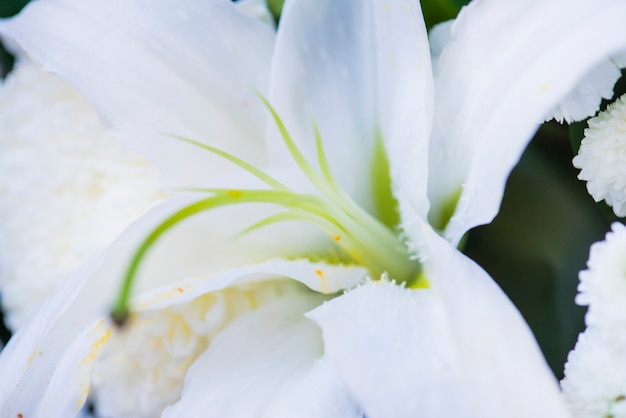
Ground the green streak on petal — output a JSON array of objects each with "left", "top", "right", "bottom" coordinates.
[
  {"left": 371, "top": 131, "right": 399, "bottom": 229},
  {"left": 407, "top": 270, "right": 430, "bottom": 289},
  {"left": 431, "top": 187, "right": 462, "bottom": 232}
]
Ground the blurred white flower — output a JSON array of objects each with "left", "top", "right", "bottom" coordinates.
[
  {"left": 0, "top": 58, "right": 163, "bottom": 330},
  {"left": 562, "top": 222, "right": 626, "bottom": 418},
  {"left": 0, "top": 0, "right": 626, "bottom": 417}
]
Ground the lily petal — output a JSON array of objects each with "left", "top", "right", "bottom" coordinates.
[
  {"left": 235, "top": 0, "right": 275, "bottom": 27},
  {"left": 162, "top": 294, "right": 333, "bottom": 417},
  {"left": 545, "top": 57, "right": 621, "bottom": 123},
  {"left": 426, "top": 0, "right": 626, "bottom": 244},
  {"left": 308, "top": 222, "right": 569, "bottom": 417},
  {"left": 262, "top": 358, "right": 363, "bottom": 418},
  {"left": 267, "top": 0, "right": 433, "bottom": 219},
  {"left": 0, "top": 0, "right": 275, "bottom": 186}
]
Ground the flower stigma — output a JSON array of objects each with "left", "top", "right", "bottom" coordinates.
[{"left": 110, "top": 97, "right": 422, "bottom": 325}]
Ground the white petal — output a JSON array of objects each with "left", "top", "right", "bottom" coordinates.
[
  {"left": 267, "top": 0, "right": 433, "bottom": 219},
  {"left": 426, "top": 0, "right": 626, "bottom": 244},
  {"left": 162, "top": 294, "right": 325, "bottom": 417},
  {"left": 429, "top": 19, "right": 454, "bottom": 76},
  {"left": 308, "top": 223, "right": 569, "bottom": 418},
  {"left": 0, "top": 256, "right": 105, "bottom": 418},
  {"left": 545, "top": 58, "right": 621, "bottom": 123},
  {"left": 0, "top": 193, "right": 366, "bottom": 415},
  {"left": 262, "top": 358, "right": 363, "bottom": 418},
  {"left": 0, "top": 0, "right": 275, "bottom": 186}
]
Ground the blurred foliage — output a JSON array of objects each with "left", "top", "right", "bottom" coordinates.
[
  {"left": 0, "top": 0, "right": 29, "bottom": 18},
  {"left": 422, "top": 0, "right": 470, "bottom": 29},
  {"left": 465, "top": 122, "right": 611, "bottom": 379},
  {"left": 267, "top": 0, "right": 284, "bottom": 21}
]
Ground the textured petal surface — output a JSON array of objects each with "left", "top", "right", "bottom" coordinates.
[
  {"left": 267, "top": 0, "right": 433, "bottom": 219},
  {"left": 0, "top": 0, "right": 275, "bottom": 186},
  {"left": 0, "top": 58, "right": 162, "bottom": 330},
  {"left": 426, "top": 0, "right": 626, "bottom": 244},
  {"left": 309, "top": 221, "right": 569, "bottom": 418}
]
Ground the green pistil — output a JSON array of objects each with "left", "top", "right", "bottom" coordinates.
[
  {"left": 371, "top": 130, "right": 399, "bottom": 229},
  {"left": 111, "top": 97, "right": 420, "bottom": 325}
]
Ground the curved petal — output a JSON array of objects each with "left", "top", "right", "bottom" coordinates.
[
  {"left": 308, "top": 223, "right": 569, "bottom": 417},
  {"left": 426, "top": 0, "right": 626, "bottom": 244},
  {"left": 0, "top": 0, "right": 275, "bottom": 186},
  {"left": 428, "top": 19, "right": 454, "bottom": 76},
  {"left": 262, "top": 358, "right": 363, "bottom": 418},
  {"left": 162, "top": 295, "right": 341, "bottom": 417},
  {"left": 545, "top": 57, "right": 621, "bottom": 123},
  {"left": 267, "top": 0, "right": 433, "bottom": 219},
  {"left": 0, "top": 191, "right": 367, "bottom": 415}
]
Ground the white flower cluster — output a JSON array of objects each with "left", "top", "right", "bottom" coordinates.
[
  {"left": 0, "top": 60, "right": 163, "bottom": 330},
  {"left": 562, "top": 222, "right": 626, "bottom": 418},
  {"left": 573, "top": 94, "right": 626, "bottom": 217}
]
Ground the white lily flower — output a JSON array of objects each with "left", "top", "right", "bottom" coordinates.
[{"left": 1, "top": 0, "right": 626, "bottom": 417}]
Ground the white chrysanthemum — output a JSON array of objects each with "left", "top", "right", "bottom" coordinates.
[
  {"left": 573, "top": 94, "right": 626, "bottom": 217},
  {"left": 0, "top": 59, "right": 163, "bottom": 330},
  {"left": 576, "top": 222, "right": 626, "bottom": 329},
  {"left": 562, "top": 329, "right": 626, "bottom": 418},
  {"left": 562, "top": 223, "right": 626, "bottom": 418},
  {"left": 92, "top": 280, "right": 311, "bottom": 418}
]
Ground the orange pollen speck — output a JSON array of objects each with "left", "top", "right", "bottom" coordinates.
[
  {"left": 176, "top": 287, "right": 184, "bottom": 293},
  {"left": 332, "top": 235, "right": 341, "bottom": 242},
  {"left": 315, "top": 269, "right": 324, "bottom": 277}
]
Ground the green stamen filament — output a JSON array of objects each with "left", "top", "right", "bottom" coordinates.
[{"left": 111, "top": 97, "right": 420, "bottom": 325}]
